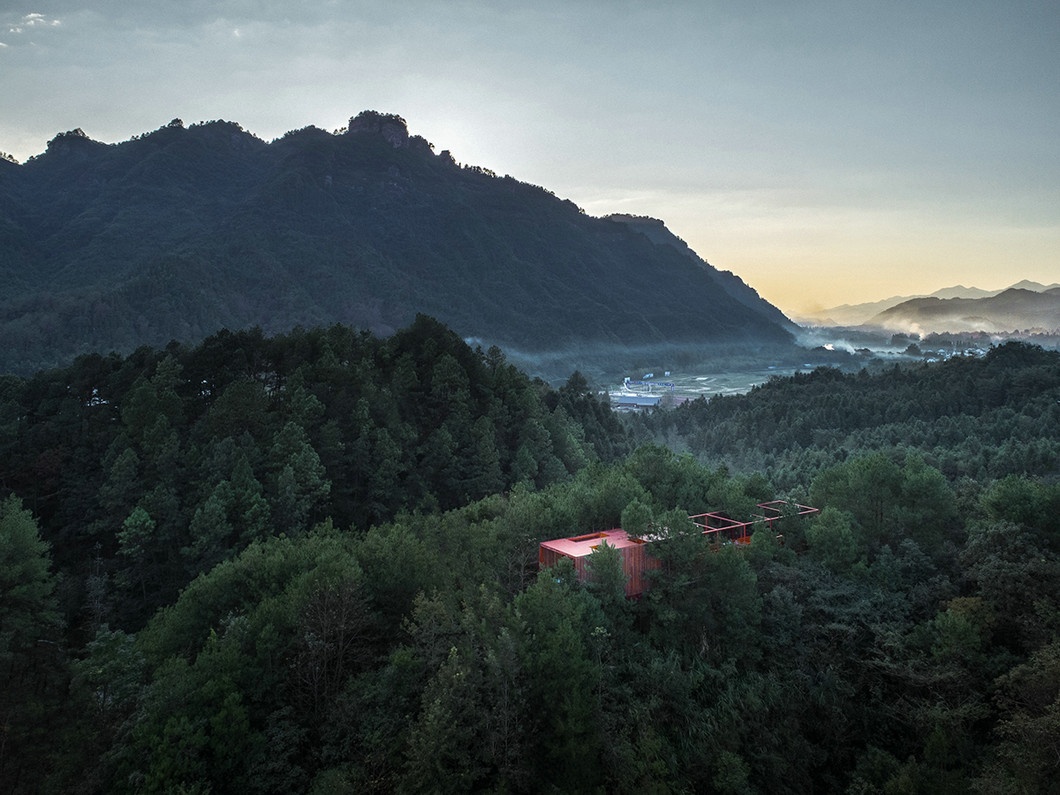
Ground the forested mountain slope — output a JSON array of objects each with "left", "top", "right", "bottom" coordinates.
[
  {"left": 606, "top": 213, "right": 798, "bottom": 333},
  {"left": 0, "top": 112, "right": 793, "bottom": 374}
]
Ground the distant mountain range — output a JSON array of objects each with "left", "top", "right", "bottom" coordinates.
[
  {"left": 801, "top": 281, "right": 1060, "bottom": 330},
  {"left": 0, "top": 111, "right": 793, "bottom": 374},
  {"left": 867, "top": 287, "right": 1060, "bottom": 335}
]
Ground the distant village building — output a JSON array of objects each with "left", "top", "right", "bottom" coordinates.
[{"left": 609, "top": 393, "right": 662, "bottom": 411}]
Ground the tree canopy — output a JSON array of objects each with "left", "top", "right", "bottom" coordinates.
[{"left": 1, "top": 329, "right": 1058, "bottom": 792}]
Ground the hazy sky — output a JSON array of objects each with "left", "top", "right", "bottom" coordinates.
[{"left": 2, "top": 1, "right": 1057, "bottom": 315}]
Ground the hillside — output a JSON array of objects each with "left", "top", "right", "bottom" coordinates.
[
  {"left": 0, "top": 112, "right": 794, "bottom": 374},
  {"left": 867, "top": 287, "right": 1060, "bottom": 334},
  {"left": 634, "top": 340, "right": 1060, "bottom": 487}
]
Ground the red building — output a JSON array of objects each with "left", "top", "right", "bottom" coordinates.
[
  {"left": 538, "top": 529, "right": 659, "bottom": 597},
  {"left": 539, "top": 501, "right": 818, "bottom": 597}
]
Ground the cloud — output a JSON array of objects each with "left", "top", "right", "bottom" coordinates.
[
  {"left": 21, "top": 13, "right": 61, "bottom": 28},
  {"left": 6, "top": 12, "right": 61, "bottom": 35}
]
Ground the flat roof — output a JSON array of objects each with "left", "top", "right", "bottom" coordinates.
[
  {"left": 539, "top": 529, "right": 648, "bottom": 559},
  {"left": 610, "top": 394, "right": 661, "bottom": 406}
]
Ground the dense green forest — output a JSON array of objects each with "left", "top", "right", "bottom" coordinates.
[
  {"left": 633, "top": 342, "right": 1060, "bottom": 489},
  {"left": 1, "top": 325, "right": 1058, "bottom": 793}
]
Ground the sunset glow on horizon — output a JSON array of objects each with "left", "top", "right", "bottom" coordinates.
[{"left": 2, "top": 1, "right": 1056, "bottom": 317}]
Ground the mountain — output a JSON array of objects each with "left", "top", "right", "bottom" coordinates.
[
  {"left": 928, "top": 285, "right": 998, "bottom": 300},
  {"left": 0, "top": 112, "right": 793, "bottom": 374},
  {"left": 797, "top": 296, "right": 917, "bottom": 327},
  {"left": 1008, "top": 279, "right": 1060, "bottom": 293},
  {"left": 866, "top": 288, "right": 1060, "bottom": 334},
  {"left": 802, "top": 282, "right": 1060, "bottom": 326}
]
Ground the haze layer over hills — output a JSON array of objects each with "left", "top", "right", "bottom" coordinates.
[{"left": 0, "top": 111, "right": 795, "bottom": 375}]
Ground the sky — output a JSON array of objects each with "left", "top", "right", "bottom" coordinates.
[{"left": 1, "top": 1, "right": 1057, "bottom": 316}]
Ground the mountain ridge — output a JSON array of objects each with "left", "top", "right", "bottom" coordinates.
[
  {"left": 0, "top": 111, "right": 794, "bottom": 374},
  {"left": 605, "top": 213, "right": 799, "bottom": 333}
]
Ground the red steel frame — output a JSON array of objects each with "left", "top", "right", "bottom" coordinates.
[{"left": 689, "top": 500, "right": 820, "bottom": 545}]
